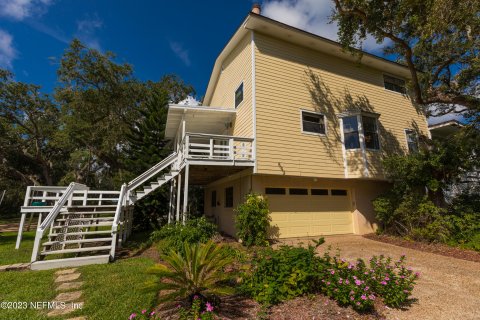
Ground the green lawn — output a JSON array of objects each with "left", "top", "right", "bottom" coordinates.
[
  {"left": 0, "top": 231, "right": 35, "bottom": 265},
  {"left": 0, "top": 230, "right": 158, "bottom": 320}
]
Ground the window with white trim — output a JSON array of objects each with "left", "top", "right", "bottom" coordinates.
[
  {"left": 342, "top": 116, "right": 360, "bottom": 149},
  {"left": 235, "top": 83, "right": 243, "bottom": 108},
  {"left": 362, "top": 116, "right": 380, "bottom": 150},
  {"left": 405, "top": 129, "right": 418, "bottom": 153},
  {"left": 301, "top": 111, "right": 326, "bottom": 134},
  {"left": 383, "top": 75, "right": 406, "bottom": 94},
  {"left": 341, "top": 114, "right": 380, "bottom": 150}
]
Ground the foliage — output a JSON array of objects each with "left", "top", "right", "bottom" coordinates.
[
  {"left": 240, "top": 239, "right": 325, "bottom": 306},
  {"left": 332, "top": 0, "right": 480, "bottom": 120},
  {"left": 320, "top": 253, "right": 419, "bottom": 310},
  {"left": 150, "top": 217, "right": 218, "bottom": 253},
  {"left": 234, "top": 193, "right": 271, "bottom": 247},
  {"left": 128, "top": 309, "right": 159, "bottom": 319},
  {"left": 179, "top": 295, "right": 216, "bottom": 320},
  {"left": 145, "top": 241, "right": 234, "bottom": 303}
]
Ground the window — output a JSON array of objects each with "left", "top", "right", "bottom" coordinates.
[
  {"left": 225, "top": 187, "right": 233, "bottom": 208},
  {"left": 405, "top": 129, "right": 418, "bottom": 153},
  {"left": 331, "top": 189, "right": 348, "bottom": 196},
  {"left": 235, "top": 82, "right": 243, "bottom": 108},
  {"left": 265, "top": 187, "right": 286, "bottom": 195},
  {"left": 342, "top": 116, "right": 360, "bottom": 149},
  {"left": 362, "top": 116, "right": 380, "bottom": 150},
  {"left": 311, "top": 189, "right": 329, "bottom": 195},
  {"left": 301, "top": 111, "right": 326, "bottom": 134},
  {"left": 383, "top": 75, "right": 406, "bottom": 94},
  {"left": 289, "top": 188, "right": 308, "bottom": 195},
  {"left": 211, "top": 190, "right": 217, "bottom": 207}
]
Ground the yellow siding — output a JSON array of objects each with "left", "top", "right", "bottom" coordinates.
[
  {"left": 254, "top": 32, "right": 428, "bottom": 179},
  {"left": 209, "top": 34, "right": 253, "bottom": 138}
]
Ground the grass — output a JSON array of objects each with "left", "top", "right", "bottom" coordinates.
[
  {"left": 0, "top": 231, "right": 35, "bottom": 265},
  {"left": 0, "top": 269, "right": 59, "bottom": 320}
]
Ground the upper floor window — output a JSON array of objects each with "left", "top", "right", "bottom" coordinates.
[
  {"left": 235, "top": 82, "right": 243, "bottom": 108},
  {"left": 301, "top": 111, "right": 326, "bottom": 135},
  {"left": 362, "top": 116, "right": 380, "bottom": 150},
  {"left": 342, "top": 116, "right": 360, "bottom": 149},
  {"left": 383, "top": 75, "right": 406, "bottom": 94},
  {"left": 405, "top": 129, "right": 418, "bottom": 153},
  {"left": 341, "top": 114, "right": 380, "bottom": 150},
  {"left": 225, "top": 187, "right": 234, "bottom": 208}
]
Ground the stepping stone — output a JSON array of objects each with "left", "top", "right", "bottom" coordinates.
[
  {"left": 54, "top": 290, "right": 82, "bottom": 302},
  {"left": 0, "top": 263, "right": 30, "bottom": 272},
  {"left": 66, "top": 317, "right": 87, "bottom": 320},
  {"left": 55, "top": 268, "right": 78, "bottom": 276},
  {"left": 55, "top": 273, "right": 81, "bottom": 283},
  {"left": 56, "top": 281, "right": 84, "bottom": 291},
  {"left": 47, "top": 301, "right": 84, "bottom": 317}
]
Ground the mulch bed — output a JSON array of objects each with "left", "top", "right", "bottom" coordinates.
[{"left": 364, "top": 233, "right": 480, "bottom": 263}]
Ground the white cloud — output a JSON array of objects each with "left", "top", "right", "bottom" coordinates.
[
  {"left": 262, "top": 0, "right": 388, "bottom": 53},
  {"left": 75, "top": 14, "right": 103, "bottom": 50},
  {"left": 0, "top": 29, "right": 17, "bottom": 68},
  {"left": 428, "top": 105, "right": 467, "bottom": 125},
  {"left": 0, "top": 0, "right": 53, "bottom": 20},
  {"left": 169, "top": 41, "right": 191, "bottom": 66}
]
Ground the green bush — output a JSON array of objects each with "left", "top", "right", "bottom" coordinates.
[
  {"left": 240, "top": 239, "right": 325, "bottom": 306},
  {"left": 150, "top": 217, "right": 218, "bottom": 253},
  {"left": 234, "top": 193, "right": 271, "bottom": 247}
]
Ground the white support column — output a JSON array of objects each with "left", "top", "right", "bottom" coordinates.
[
  {"left": 15, "top": 213, "right": 26, "bottom": 249},
  {"left": 182, "top": 163, "right": 190, "bottom": 225},
  {"left": 176, "top": 172, "right": 182, "bottom": 222},
  {"left": 168, "top": 179, "right": 174, "bottom": 224}
]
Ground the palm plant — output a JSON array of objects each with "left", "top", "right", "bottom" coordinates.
[{"left": 145, "top": 240, "right": 235, "bottom": 303}]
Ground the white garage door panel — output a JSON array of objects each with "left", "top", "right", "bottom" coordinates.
[{"left": 268, "top": 194, "right": 353, "bottom": 238}]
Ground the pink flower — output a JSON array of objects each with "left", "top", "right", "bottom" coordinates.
[
  {"left": 330, "top": 270, "right": 335, "bottom": 275},
  {"left": 380, "top": 281, "right": 387, "bottom": 285},
  {"left": 364, "top": 272, "right": 369, "bottom": 275},
  {"left": 142, "top": 309, "right": 147, "bottom": 314},
  {"left": 369, "top": 294, "right": 376, "bottom": 300},
  {"left": 364, "top": 286, "right": 369, "bottom": 291},
  {"left": 150, "top": 311, "right": 156, "bottom": 316},
  {"left": 193, "top": 295, "right": 199, "bottom": 300},
  {"left": 415, "top": 272, "right": 421, "bottom": 278},
  {"left": 356, "top": 302, "right": 361, "bottom": 306},
  {"left": 350, "top": 296, "right": 354, "bottom": 301},
  {"left": 326, "top": 281, "right": 331, "bottom": 285},
  {"left": 355, "top": 280, "right": 362, "bottom": 286},
  {"left": 206, "top": 302, "right": 214, "bottom": 312},
  {"left": 361, "top": 295, "right": 367, "bottom": 300},
  {"left": 338, "top": 279, "right": 343, "bottom": 284},
  {"left": 129, "top": 313, "right": 136, "bottom": 320},
  {"left": 385, "top": 276, "right": 390, "bottom": 281},
  {"left": 345, "top": 279, "right": 350, "bottom": 284}
]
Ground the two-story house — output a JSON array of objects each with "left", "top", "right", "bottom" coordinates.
[{"left": 163, "top": 7, "right": 429, "bottom": 239}]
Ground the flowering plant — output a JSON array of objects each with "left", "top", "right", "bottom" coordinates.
[
  {"left": 178, "top": 295, "right": 216, "bottom": 320},
  {"left": 128, "top": 308, "right": 159, "bottom": 319}
]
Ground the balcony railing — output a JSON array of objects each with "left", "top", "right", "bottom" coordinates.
[{"left": 178, "top": 132, "right": 254, "bottom": 164}]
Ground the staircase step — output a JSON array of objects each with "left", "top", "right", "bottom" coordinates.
[
  {"left": 31, "top": 255, "right": 110, "bottom": 270},
  {"left": 42, "top": 237, "right": 113, "bottom": 246},
  {"left": 41, "top": 245, "right": 111, "bottom": 256},
  {"left": 49, "top": 230, "right": 112, "bottom": 237},
  {"left": 51, "top": 222, "right": 112, "bottom": 230},
  {"left": 56, "top": 217, "right": 114, "bottom": 222},
  {"left": 59, "top": 211, "right": 115, "bottom": 215},
  {"left": 68, "top": 205, "right": 117, "bottom": 209}
]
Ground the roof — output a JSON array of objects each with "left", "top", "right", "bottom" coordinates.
[
  {"left": 165, "top": 105, "right": 236, "bottom": 139},
  {"left": 428, "top": 120, "right": 463, "bottom": 138},
  {"left": 204, "top": 12, "right": 412, "bottom": 105}
]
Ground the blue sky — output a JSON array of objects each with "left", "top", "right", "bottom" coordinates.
[{"left": 0, "top": 0, "right": 256, "bottom": 97}]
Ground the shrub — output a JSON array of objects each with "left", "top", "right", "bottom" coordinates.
[
  {"left": 179, "top": 295, "right": 216, "bottom": 320},
  {"left": 234, "top": 193, "right": 271, "bottom": 247},
  {"left": 150, "top": 217, "right": 218, "bottom": 253},
  {"left": 320, "top": 253, "right": 419, "bottom": 310},
  {"left": 240, "top": 239, "right": 325, "bottom": 305},
  {"left": 145, "top": 241, "right": 234, "bottom": 303},
  {"left": 128, "top": 309, "right": 159, "bottom": 319}
]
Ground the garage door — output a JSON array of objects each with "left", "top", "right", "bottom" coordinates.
[{"left": 268, "top": 188, "right": 353, "bottom": 238}]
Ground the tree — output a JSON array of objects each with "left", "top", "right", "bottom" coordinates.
[{"left": 331, "top": 0, "right": 480, "bottom": 119}]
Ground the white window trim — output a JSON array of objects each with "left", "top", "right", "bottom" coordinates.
[
  {"left": 383, "top": 73, "right": 407, "bottom": 95},
  {"left": 404, "top": 128, "right": 419, "bottom": 153},
  {"left": 300, "top": 109, "right": 327, "bottom": 136},
  {"left": 234, "top": 81, "right": 244, "bottom": 109},
  {"left": 340, "top": 114, "right": 362, "bottom": 151}
]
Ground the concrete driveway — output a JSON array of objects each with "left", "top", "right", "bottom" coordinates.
[{"left": 279, "top": 235, "right": 480, "bottom": 320}]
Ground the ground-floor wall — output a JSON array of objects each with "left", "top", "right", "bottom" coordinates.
[{"left": 204, "top": 172, "right": 390, "bottom": 238}]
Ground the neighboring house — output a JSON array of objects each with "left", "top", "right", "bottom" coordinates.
[{"left": 18, "top": 6, "right": 429, "bottom": 269}]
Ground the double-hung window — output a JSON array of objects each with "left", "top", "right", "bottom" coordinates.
[
  {"left": 383, "top": 75, "right": 406, "bottom": 94},
  {"left": 301, "top": 111, "right": 326, "bottom": 135},
  {"left": 405, "top": 129, "right": 418, "bottom": 153},
  {"left": 341, "top": 114, "right": 380, "bottom": 151}
]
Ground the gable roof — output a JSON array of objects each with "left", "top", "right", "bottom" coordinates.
[{"left": 204, "top": 12, "right": 411, "bottom": 105}]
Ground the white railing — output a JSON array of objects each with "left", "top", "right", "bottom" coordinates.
[
  {"left": 127, "top": 152, "right": 178, "bottom": 191},
  {"left": 30, "top": 182, "right": 89, "bottom": 262},
  {"left": 110, "top": 183, "right": 127, "bottom": 260},
  {"left": 181, "top": 133, "right": 254, "bottom": 162}
]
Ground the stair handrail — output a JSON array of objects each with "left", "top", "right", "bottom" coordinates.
[
  {"left": 110, "top": 183, "right": 127, "bottom": 260},
  {"left": 31, "top": 182, "right": 88, "bottom": 263},
  {"left": 126, "top": 152, "right": 178, "bottom": 192}
]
